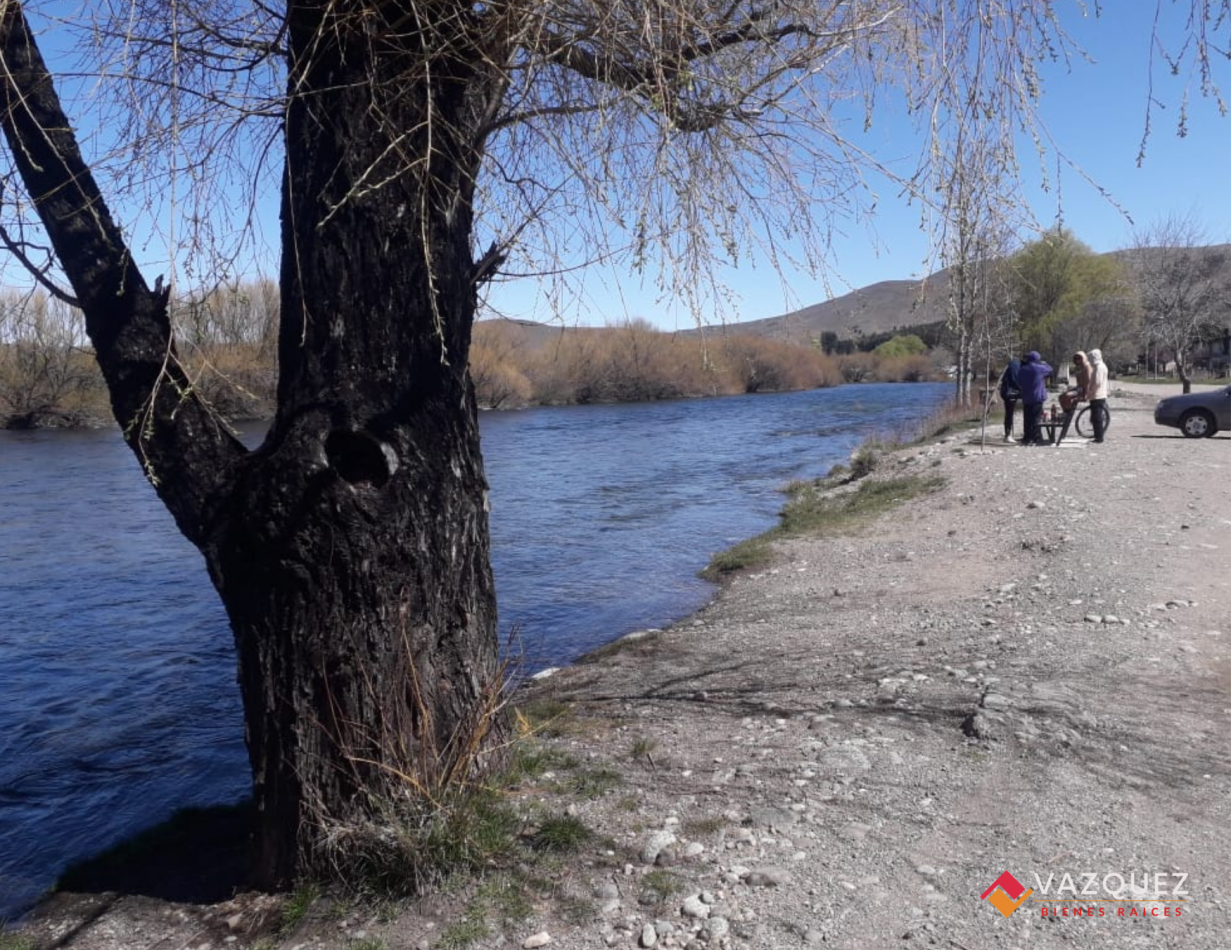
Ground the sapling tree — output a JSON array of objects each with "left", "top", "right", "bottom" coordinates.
[{"left": 1, "top": 0, "right": 1225, "bottom": 888}]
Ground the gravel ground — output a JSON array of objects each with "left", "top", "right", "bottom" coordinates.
[{"left": 14, "top": 380, "right": 1231, "bottom": 950}]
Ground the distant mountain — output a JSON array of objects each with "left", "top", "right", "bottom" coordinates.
[
  {"left": 686, "top": 274, "right": 952, "bottom": 344},
  {"left": 685, "top": 244, "right": 1231, "bottom": 344}
]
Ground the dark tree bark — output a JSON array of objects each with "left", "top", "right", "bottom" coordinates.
[{"left": 1, "top": 0, "right": 508, "bottom": 889}]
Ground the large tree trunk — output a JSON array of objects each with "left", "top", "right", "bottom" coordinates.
[
  {"left": 3, "top": 0, "right": 509, "bottom": 890},
  {"left": 213, "top": 3, "right": 509, "bottom": 888}
]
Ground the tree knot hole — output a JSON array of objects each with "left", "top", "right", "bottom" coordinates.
[{"left": 324, "top": 429, "right": 398, "bottom": 488}]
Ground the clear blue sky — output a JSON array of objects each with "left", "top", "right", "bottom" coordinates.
[{"left": 7, "top": 3, "right": 1229, "bottom": 331}]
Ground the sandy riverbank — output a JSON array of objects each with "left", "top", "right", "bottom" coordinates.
[{"left": 12, "top": 380, "right": 1230, "bottom": 950}]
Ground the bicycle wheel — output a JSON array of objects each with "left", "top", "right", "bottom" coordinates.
[{"left": 1074, "top": 404, "right": 1110, "bottom": 438}]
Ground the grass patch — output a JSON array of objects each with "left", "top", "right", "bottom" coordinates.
[
  {"left": 681, "top": 815, "right": 726, "bottom": 838},
  {"left": 567, "top": 766, "right": 623, "bottom": 798},
  {"left": 475, "top": 873, "right": 535, "bottom": 924},
  {"left": 509, "top": 745, "right": 578, "bottom": 783},
  {"left": 575, "top": 630, "right": 658, "bottom": 664},
  {"left": 280, "top": 882, "right": 321, "bottom": 932},
  {"left": 529, "top": 814, "right": 592, "bottom": 852},
  {"left": 437, "top": 906, "right": 489, "bottom": 949},
  {"left": 559, "top": 895, "right": 597, "bottom": 925},
  {"left": 0, "top": 933, "right": 36, "bottom": 950},
  {"left": 330, "top": 786, "right": 521, "bottom": 898},
  {"left": 640, "top": 869, "right": 685, "bottom": 906},
  {"left": 630, "top": 736, "right": 657, "bottom": 761},
  {"left": 514, "top": 698, "right": 572, "bottom": 734},
  {"left": 703, "top": 474, "right": 946, "bottom": 579}
]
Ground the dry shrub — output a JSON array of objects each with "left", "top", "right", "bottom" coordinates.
[
  {"left": 177, "top": 342, "right": 277, "bottom": 420},
  {"left": 837, "top": 353, "right": 877, "bottom": 383},
  {"left": 710, "top": 334, "right": 838, "bottom": 393},
  {"left": 0, "top": 291, "right": 109, "bottom": 427},
  {"left": 470, "top": 340, "right": 533, "bottom": 408},
  {"left": 875, "top": 354, "right": 936, "bottom": 382}
]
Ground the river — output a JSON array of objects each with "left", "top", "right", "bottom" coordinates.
[{"left": 0, "top": 382, "right": 950, "bottom": 914}]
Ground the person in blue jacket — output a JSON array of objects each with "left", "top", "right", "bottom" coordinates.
[
  {"left": 1017, "top": 351, "right": 1054, "bottom": 445},
  {"left": 997, "top": 358, "right": 1022, "bottom": 442}
]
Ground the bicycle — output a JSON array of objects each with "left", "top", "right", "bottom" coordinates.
[{"left": 1073, "top": 402, "right": 1110, "bottom": 439}]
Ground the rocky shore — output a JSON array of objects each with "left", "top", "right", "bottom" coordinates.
[{"left": 12, "top": 381, "right": 1230, "bottom": 950}]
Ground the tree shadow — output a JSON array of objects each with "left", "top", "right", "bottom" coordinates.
[{"left": 53, "top": 801, "right": 252, "bottom": 905}]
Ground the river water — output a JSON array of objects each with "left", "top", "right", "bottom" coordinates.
[{"left": 0, "top": 382, "right": 949, "bottom": 914}]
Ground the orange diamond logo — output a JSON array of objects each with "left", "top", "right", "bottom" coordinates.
[{"left": 980, "top": 871, "right": 1034, "bottom": 917}]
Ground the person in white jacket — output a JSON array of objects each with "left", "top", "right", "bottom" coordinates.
[{"left": 1087, "top": 349, "right": 1110, "bottom": 443}]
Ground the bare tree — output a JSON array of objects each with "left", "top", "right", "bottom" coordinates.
[
  {"left": 1, "top": 0, "right": 1226, "bottom": 889},
  {"left": 935, "top": 132, "right": 1024, "bottom": 406},
  {"left": 1128, "top": 215, "right": 1229, "bottom": 392},
  {"left": 0, "top": 289, "right": 100, "bottom": 426}
]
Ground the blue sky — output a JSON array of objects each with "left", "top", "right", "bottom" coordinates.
[
  {"left": 484, "top": 4, "right": 1231, "bottom": 331},
  {"left": 6, "top": 3, "right": 1229, "bottom": 332}
]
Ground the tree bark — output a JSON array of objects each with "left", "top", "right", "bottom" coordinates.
[{"left": 2, "top": 0, "right": 509, "bottom": 889}]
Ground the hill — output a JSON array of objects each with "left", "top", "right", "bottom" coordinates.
[
  {"left": 683, "top": 244, "right": 1231, "bottom": 344},
  {"left": 689, "top": 273, "right": 953, "bottom": 344}
]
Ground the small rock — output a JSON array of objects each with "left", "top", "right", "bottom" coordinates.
[
  {"left": 641, "top": 831, "right": 677, "bottom": 865},
  {"left": 640, "top": 923, "right": 658, "bottom": 948},
  {"left": 682, "top": 894, "right": 711, "bottom": 919},
  {"left": 744, "top": 866, "right": 792, "bottom": 887},
  {"left": 1085, "top": 614, "right": 1103, "bottom": 624},
  {"left": 523, "top": 933, "right": 552, "bottom": 949}
]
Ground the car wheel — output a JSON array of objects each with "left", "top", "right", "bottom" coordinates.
[{"left": 1180, "top": 409, "right": 1216, "bottom": 438}]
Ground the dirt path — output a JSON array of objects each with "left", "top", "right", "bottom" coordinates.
[{"left": 15, "top": 381, "right": 1231, "bottom": 950}]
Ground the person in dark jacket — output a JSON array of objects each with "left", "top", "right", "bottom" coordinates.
[
  {"left": 997, "top": 358, "right": 1022, "bottom": 442},
  {"left": 1018, "top": 350, "right": 1054, "bottom": 445}
]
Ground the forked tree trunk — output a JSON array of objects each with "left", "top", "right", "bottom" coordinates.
[{"left": 2, "top": 1, "right": 508, "bottom": 890}]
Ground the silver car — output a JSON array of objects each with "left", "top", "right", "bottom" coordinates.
[{"left": 1153, "top": 384, "right": 1231, "bottom": 437}]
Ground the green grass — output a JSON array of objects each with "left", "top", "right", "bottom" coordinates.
[
  {"left": 0, "top": 932, "right": 36, "bottom": 950},
  {"left": 437, "top": 906, "right": 490, "bottom": 949},
  {"left": 509, "top": 745, "right": 578, "bottom": 783},
  {"left": 566, "top": 766, "right": 622, "bottom": 798},
  {"left": 475, "top": 873, "right": 535, "bottom": 924},
  {"left": 280, "top": 882, "right": 321, "bottom": 932},
  {"left": 336, "top": 785, "right": 522, "bottom": 898},
  {"left": 529, "top": 814, "right": 592, "bottom": 852},
  {"left": 515, "top": 698, "right": 572, "bottom": 735},
  {"left": 640, "top": 869, "right": 685, "bottom": 906},
  {"left": 703, "top": 473, "right": 946, "bottom": 579}
]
